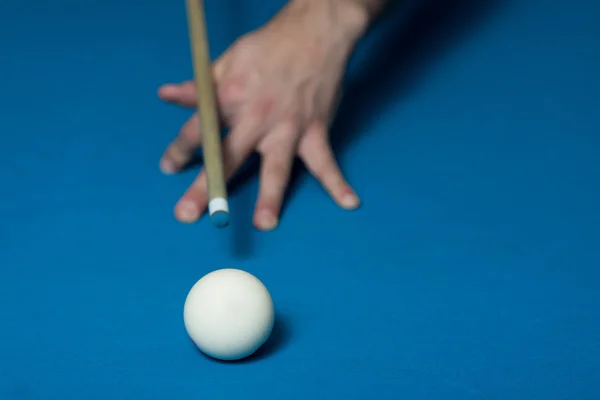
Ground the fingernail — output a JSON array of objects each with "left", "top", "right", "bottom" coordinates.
[
  {"left": 177, "top": 200, "right": 199, "bottom": 222},
  {"left": 256, "top": 209, "right": 278, "bottom": 231},
  {"left": 160, "top": 158, "right": 177, "bottom": 174},
  {"left": 340, "top": 190, "right": 360, "bottom": 209}
]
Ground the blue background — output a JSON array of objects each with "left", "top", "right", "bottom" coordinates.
[{"left": 1, "top": 0, "right": 599, "bottom": 399}]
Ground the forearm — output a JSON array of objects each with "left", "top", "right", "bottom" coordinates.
[{"left": 344, "top": 0, "right": 393, "bottom": 20}]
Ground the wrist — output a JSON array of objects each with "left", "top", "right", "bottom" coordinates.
[{"left": 287, "top": 0, "right": 371, "bottom": 45}]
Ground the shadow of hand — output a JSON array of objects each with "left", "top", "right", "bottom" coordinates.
[{"left": 331, "top": 0, "right": 506, "bottom": 151}]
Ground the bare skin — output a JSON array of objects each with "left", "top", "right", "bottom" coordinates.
[{"left": 158, "top": 0, "right": 387, "bottom": 230}]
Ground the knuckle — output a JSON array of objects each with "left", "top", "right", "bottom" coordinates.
[
  {"left": 217, "top": 76, "right": 247, "bottom": 105},
  {"left": 307, "top": 120, "right": 327, "bottom": 137},
  {"left": 179, "top": 126, "right": 201, "bottom": 146},
  {"left": 256, "top": 137, "right": 276, "bottom": 155},
  {"left": 255, "top": 97, "right": 276, "bottom": 122},
  {"left": 312, "top": 162, "right": 330, "bottom": 180},
  {"left": 269, "top": 160, "right": 288, "bottom": 177},
  {"left": 281, "top": 111, "right": 300, "bottom": 130}
]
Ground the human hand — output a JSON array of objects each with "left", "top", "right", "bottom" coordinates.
[{"left": 158, "top": 0, "right": 369, "bottom": 230}]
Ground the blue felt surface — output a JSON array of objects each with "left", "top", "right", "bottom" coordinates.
[{"left": 1, "top": 0, "right": 599, "bottom": 399}]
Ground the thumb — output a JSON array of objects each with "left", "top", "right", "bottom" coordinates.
[
  {"left": 158, "top": 56, "right": 225, "bottom": 108},
  {"left": 158, "top": 81, "right": 197, "bottom": 108}
]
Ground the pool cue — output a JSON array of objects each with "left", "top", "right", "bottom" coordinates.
[{"left": 185, "top": 0, "right": 229, "bottom": 228}]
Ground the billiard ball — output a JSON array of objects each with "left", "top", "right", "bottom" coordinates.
[{"left": 183, "top": 268, "right": 275, "bottom": 361}]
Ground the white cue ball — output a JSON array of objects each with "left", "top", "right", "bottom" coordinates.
[{"left": 183, "top": 268, "right": 275, "bottom": 361}]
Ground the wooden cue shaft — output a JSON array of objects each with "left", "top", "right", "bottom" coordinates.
[{"left": 185, "top": 0, "right": 227, "bottom": 207}]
